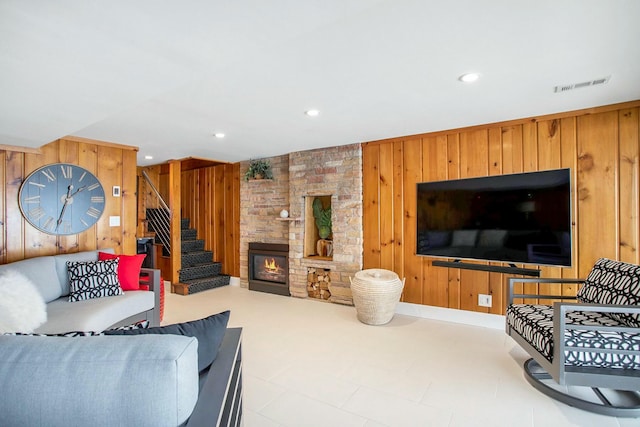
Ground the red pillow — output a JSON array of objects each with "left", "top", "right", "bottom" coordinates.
[{"left": 98, "top": 252, "right": 146, "bottom": 291}]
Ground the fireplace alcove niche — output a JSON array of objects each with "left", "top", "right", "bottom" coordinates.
[{"left": 248, "top": 243, "right": 290, "bottom": 296}]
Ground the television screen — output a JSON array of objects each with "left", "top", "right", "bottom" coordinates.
[{"left": 416, "top": 169, "right": 572, "bottom": 267}]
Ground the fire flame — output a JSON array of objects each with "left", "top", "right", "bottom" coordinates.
[{"left": 264, "top": 258, "right": 279, "bottom": 272}]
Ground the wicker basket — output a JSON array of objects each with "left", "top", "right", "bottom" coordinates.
[{"left": 350, "top": 269, "right": 405, "bottom": 325}]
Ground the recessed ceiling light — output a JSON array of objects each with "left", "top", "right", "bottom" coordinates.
[
  {"left": 214, "top": 133, "right": 225, "bottom": 138},
  {"left": 459, "top": 73, "right": 480, "bottom": 83},
  {"left": 305, "top": 109, "right": 320, "bottom": 117},
  {"left": 144, "top": 155, "right": 153, "bottom": 160}
]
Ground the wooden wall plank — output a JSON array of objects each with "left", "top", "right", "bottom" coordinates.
[
  {"left": 96, "top": 145, "right": 123, "bottom": 252},
  {"left": 577, "top": 112, "right": 618, "bottom": 276},
  {"left": 122, "top": 149, "right": 137, "bottom": 254},
  {"left": 402, "top": 138, "right": 423, "bottom": 303},
  {"left": 362, "top": 144, "right": 380, "bottom": 269},
  {"left": 393, "top": 141, "right": 405, "bottom": 281},
  {"left": 446, "top": 134, "right": 461, "bottom": 308},
  {"left": 619, "top": 108, "right": 639, "bottom": 264},
  {"left": 5, "top": 151, "right": 24, "bottom": 262},
  {"left": 379, "top": 143, "right": 395, "bottom": 270},
  {"left": 537, "top": 119, "right": 563, "bottom": 303}
]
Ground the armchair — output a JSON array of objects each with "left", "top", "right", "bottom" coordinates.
[{"left": 505, "top": 258, "right": 640, "bottom": 417}]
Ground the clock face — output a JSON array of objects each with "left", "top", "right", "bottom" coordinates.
[{"left": 18, "top": 163, "right": 106, "bottom": 235}]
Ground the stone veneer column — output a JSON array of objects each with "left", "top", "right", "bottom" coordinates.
[
  {"left": 239, "top": 154, "right": 290, "bottom": 287},
  {"left": 288, "top": 144, "right": 363, "bottom": 305}
]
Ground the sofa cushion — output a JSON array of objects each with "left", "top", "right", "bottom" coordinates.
[
  {"left": 104, "top": 310, "right": 230, "bottom": 372},
  {"left": 577, "top": 258, "right": 640, "bottom": 327},
  {"left": 67, "top": 259, "right": 123, "bottom": 302},
  {"left": 98, "top": 252, "right": 146, "bottom": 290},
  {"left": 451, "top": 229, "right": 478, "bottom": 247},
  {"left": 0, "top": 256, "right": 59, "bottom": 303},
  {"left": 54, "top": 249, "right": 114, "bottom": 297},
  {"left": 36, "top": 290, "right": 154, "bottom": 334},
  {"left": 0, "top": 334, "right": 199, "bottom": 427},
  {"left": 477, "top": 229, "right": 508, "bottom": 247}
]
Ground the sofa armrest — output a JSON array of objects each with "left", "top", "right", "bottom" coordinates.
[
  {"left": 139, "top": 267, "right": 161, "bottom": 326},
  {"left": 507, "top": 277, "right": 584, "bottom": 306},
  {"left": 187, "top": 328, "right": 243, "bottom": 427}
]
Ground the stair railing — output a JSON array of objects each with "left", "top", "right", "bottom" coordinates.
[{"left": 141, "top": 170, "right": 172, "bottom": 254}]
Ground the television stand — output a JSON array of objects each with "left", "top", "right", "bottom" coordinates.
[{"left": 432, "top": 260, "right": 541, "bottom": 277}]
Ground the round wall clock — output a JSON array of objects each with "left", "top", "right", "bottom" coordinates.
[{"left": 18, "top": 163, "right": 106, "bottom": 235}]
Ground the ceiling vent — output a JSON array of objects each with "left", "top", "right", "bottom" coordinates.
[{"left": 554, "top": 76, "right": 610, "bottom": 93}]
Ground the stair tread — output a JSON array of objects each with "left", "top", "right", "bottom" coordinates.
[{"left": 182, "top": 275, "right": 230, "bottom": 285}]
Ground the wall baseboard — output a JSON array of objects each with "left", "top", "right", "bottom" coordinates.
[{"left": 395, "top": 301, "right": 505, "bottom": 330}]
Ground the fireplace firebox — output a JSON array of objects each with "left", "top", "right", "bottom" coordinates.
[{"left": 248, "top": 242, "right": 290, "bottom": 296}]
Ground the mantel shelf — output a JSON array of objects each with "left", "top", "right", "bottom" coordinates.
[{"left": 276, "top": 217, "right": 302, "bottom": 221}]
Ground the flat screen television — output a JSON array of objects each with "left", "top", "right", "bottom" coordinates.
[{"left": 416, "top": 168, "right": 572, "bottom": 267}]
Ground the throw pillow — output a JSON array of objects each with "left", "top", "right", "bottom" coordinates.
[
  {"left": 0, "top": 270, "right": 47, "bottom": 333},
  {"left": 67, "top": 259, "right": 123, "bottom": 302},
  {"left": 98, "top": 252, "right": 146, "bottom": 291},
  {"left": 104, "top": 310, "right": 230, "bottom": 372}
]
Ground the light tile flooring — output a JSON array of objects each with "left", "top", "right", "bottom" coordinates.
[{"left": 163, "top": 284, "right": 636, "bottom": 427}]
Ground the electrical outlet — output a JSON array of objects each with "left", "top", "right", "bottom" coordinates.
[{"left": 478, "top": 294, "right": 492, "bottom": 307}]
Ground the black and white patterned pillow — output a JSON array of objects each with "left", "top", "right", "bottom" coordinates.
[
  {"left": 2, "top": 320, "right": 150, "bottom": 337},
  {"left": 67, "top": 259, "right": 123, "bottom": 302},
  {"left": 577, "top": 258, "right": 640, "bottom": 327}
]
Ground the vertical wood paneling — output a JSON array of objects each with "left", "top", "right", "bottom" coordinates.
[
  {"left": 446, "top": 134, "right": 461, "bottom": 308},
  {"left": 362, "top": 102, "right": 640, "bottom": 315},
  {"left": 379, "top": 143, "right": 395, "bottom": 270},
  {"left": 577, "top": 112, "right": 618, "bottom": 276},
  {"left": 402, "top": 138, "right": 423, "bottom": 303},
  {"left": 97, "top": 145, "right": 123, "bottom": 252},
  {"left": 5, "top": 151, "right": 24, "bottom": 262},
  {"left": 537, "top": 119, "right": 563, "bottom": 303},
  {"left": 362, "top": 144, "right": 380, "bottom": 269},
  {"left": 488, "top": 128, "right": 505, "bottom": 314},
  {"left": 393, "top": 141, "right": 405, "bottom": 281},
  {"left": 619, "top": 108, "right": 639, "bottom": 264},
  {"left": 122, "top": 149, "right": 138, "bottom": 255}
]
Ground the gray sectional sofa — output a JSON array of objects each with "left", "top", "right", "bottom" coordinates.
[
  {"left": 0, "top": 248, "right": 160, "bottom": 333},
  {"left": 0, "top": 249, "right": 243, "bottom": 426}
]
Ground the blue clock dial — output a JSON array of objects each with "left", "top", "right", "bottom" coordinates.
[{"left": 19, "top": 163, "right": 106, "bottom": 235}]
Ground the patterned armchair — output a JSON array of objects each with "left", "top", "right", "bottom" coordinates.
[{"left": 505, "top": 258, "right": 640, "bottom": 417}]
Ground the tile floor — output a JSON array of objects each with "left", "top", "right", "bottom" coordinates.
[{"left": 163, "top": 283, "right": 636, "bottom": 427}]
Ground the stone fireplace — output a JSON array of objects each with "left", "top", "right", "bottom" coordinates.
[
  {"left": 248, "top": 242, "right": 290, "bottom": 296},
  {"left": 239, "top": 144, "right": 363, "bottom": 305}
]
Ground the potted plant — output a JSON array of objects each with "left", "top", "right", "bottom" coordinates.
[
  {"left": 313, "top": 198, "right": 332, "bottom": 256},
  {"left": 244, "top": 159, "right": 273, "bottom": 181}
]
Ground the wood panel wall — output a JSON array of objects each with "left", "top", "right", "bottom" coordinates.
[
  {"left": 180, "top": 163, "right": 241, "bottom": 277},
  {"left": 1, "top": 136, "right": 138, "bottom": 264},
  {"left": 363, "top": 101, "right": 640, "bottom": 315}
]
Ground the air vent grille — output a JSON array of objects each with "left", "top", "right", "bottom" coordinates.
[{"left": 554, "top": 76, "right": 610, "bottom": 93}]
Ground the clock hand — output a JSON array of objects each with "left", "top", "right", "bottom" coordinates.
[
  {"left": 70, "top": 185, "right": 86, "bottom": 196},
  {"left": 55, "top": 185, "right": 74, "bottom": 230}
]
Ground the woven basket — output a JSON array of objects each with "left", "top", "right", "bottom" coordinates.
[{"left": 350, "top": 269, "right": 405, "bottom": 325}]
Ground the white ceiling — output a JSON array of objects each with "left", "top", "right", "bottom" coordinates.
[{"left": 1, "top": 1, "right": 639, "bottom": 166}]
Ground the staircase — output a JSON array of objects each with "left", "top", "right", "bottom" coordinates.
[
  {"left": 174, "top": 218, "right": 231, "bottom": 295},
  {"left": 146, "top": 210, "right": 230, "bottom": 295}
]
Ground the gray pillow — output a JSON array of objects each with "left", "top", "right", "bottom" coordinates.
[
  {"left": 104, "top": 310, "right": 230, "bottom": 372},
  {"left": 477, "top": 230, "right": 508, "bottom": 247}
]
